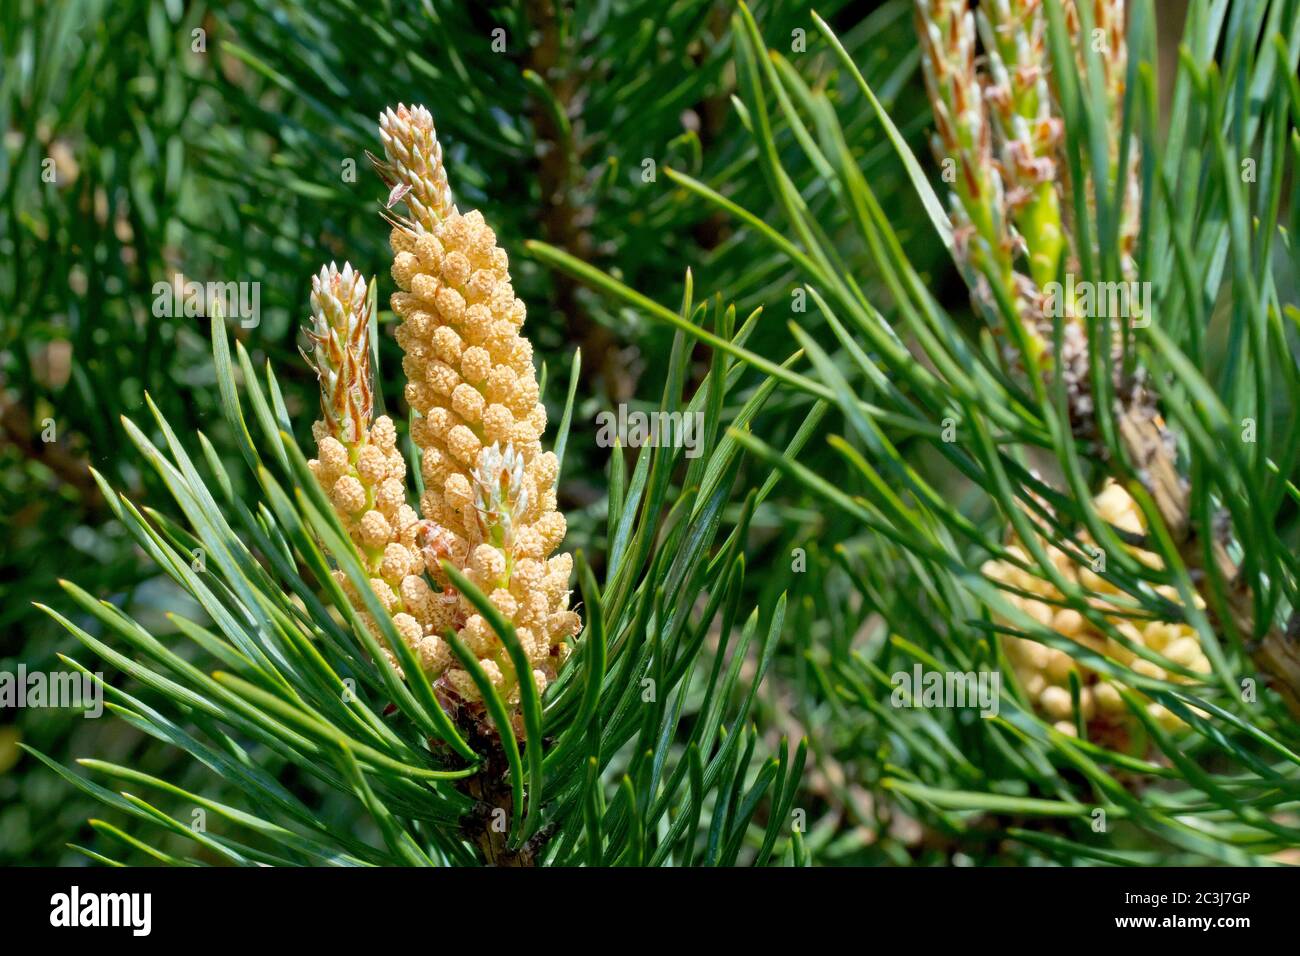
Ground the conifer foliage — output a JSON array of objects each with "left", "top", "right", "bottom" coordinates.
[{"left": 9, "top": 0, "right": 1300, "bottom": 868}]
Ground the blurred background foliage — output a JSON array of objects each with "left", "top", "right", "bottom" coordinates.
[{"left": 1, "top": 0, "right": 932, "bottom": 864}]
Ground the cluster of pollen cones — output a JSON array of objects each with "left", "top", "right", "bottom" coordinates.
[
  {"left": 984, "top": 482, "right": 1211, "bottom": 751},
  {"left": 305, "top": 104, "right": 579, "bottom": 729}
]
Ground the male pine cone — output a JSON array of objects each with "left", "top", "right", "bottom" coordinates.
[
  {"left": 382, "top": 104, "right": 581, "bottom": 709},
  {"left": 985, "top": 481, "right": 1211, "bottom": 754},
  {"left": 304, "top": 263, "right": 449, "bottom": 676}
]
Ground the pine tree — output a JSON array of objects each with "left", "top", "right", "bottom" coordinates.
[
  {"left": 12, "top": 0, "right": 1300, "bottom": 869},
  {"left": 29, "top": 98, "right": 807, "bottom": 867},
  {"left": 5, "top": 0, "right": 904, "bottom": 866},
  {"left": 533, "top": 0, "right": 1300, "bottom": 864}
]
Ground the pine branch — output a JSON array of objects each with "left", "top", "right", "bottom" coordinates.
[{"left": 531, "top": 0, "right": 1300, "bottom": 864}]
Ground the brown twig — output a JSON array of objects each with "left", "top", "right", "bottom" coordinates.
[
  {"left": 521, "top": 0, "right": 632, "bottom": 403},
  {"left": 448, "top": 716, "right": 553, "bottom": 867},
  {"left": 0, "top": 394, "right": 103, "bottom": 509}
]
